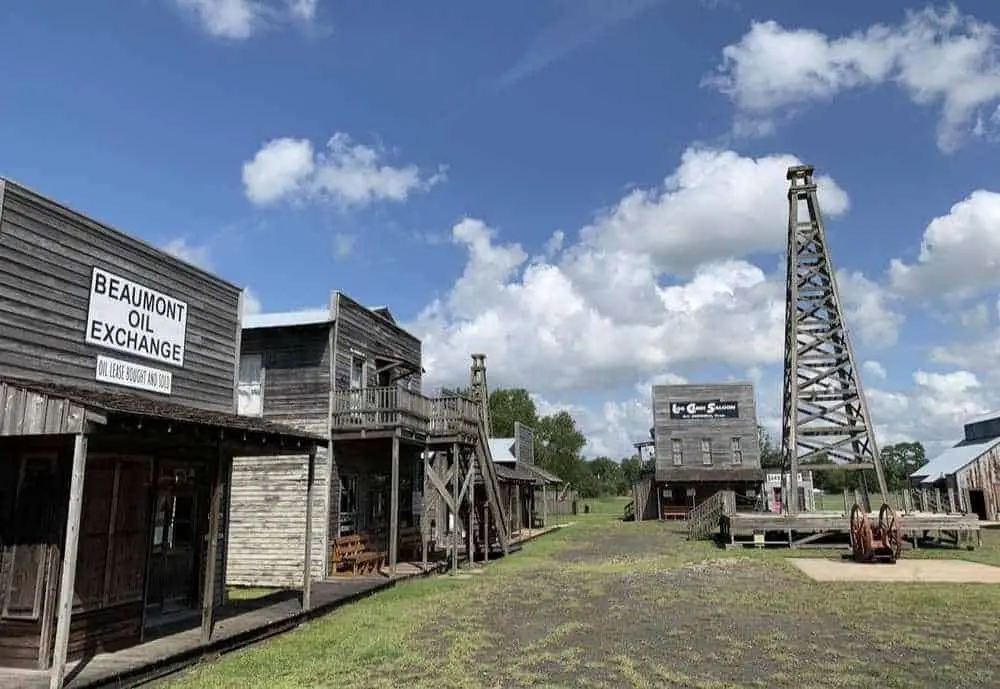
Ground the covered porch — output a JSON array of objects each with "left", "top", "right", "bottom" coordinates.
[{"left": 0, "top": 377, "right": 324, "bottom": 689}]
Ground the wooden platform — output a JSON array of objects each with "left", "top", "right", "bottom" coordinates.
[
  {"left": 722, "top": 510, "right": 982, "bottom": 548},
  {"left": 0, "top": 569, "right": 432, "bottom": 689}
]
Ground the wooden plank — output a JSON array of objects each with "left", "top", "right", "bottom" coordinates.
[
  {"left": 49, "top": 432, "right": 89, "bottom": 689},
  {"left": 388, "top": 434, "right": 400, "bottom": 576},
  {"left": 200, "top": 446, "right": 223, "bottom": 644},
  {"left": 303, "top": 445, "right": 316, "bottom": 610}
]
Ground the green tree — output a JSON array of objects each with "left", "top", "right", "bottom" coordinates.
[
  {"left": 758, "top": 425, "right": 783, "bottom": 468},
  {"left": 488, "top": 388, "right": 539, "bottom": 437},
  {"left": 880, "top": 441, "right": 926, "bottom": 491},
  {"left": 578, "top": 456, "right": 621, "bottom": 498},
  {"left": 536, "top": 410, "right": 587, "bottom": 486},
  {"left": 620, "top": 454, "right": 643, "bottom": 491}
]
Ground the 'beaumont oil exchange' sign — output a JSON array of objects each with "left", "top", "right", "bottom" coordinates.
[{"left": 85, "top": 267, "right": 188, "bottom": 394}]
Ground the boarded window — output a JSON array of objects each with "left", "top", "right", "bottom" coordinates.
[
  {"left": 2, "top": 455, "right": 60, "bottom": 620},
  {"left": 237, "top": 354, "right": 264, "bottom": 417},
  {"left": 731, "top": 437, "right": 742, "bottom": 464},
  {"left": 701, "top": 439, "right": 712, "bottom": 465}
]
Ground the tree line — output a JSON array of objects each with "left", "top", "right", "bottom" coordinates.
[
  {"left": 757, "top": 426, "right": 927, "bottom": 493},
  {"left": 488, "top": 388, "right": 652, "bottom": 499}
]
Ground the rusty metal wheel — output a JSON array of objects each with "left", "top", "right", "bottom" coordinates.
[
  {"left": 849, "top": 503, "right": 871, "bottom": 562},
  {"left": 878, "top": 503, "right": 903, "bottom": 561}
]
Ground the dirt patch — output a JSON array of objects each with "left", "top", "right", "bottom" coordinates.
[{"left": 793, "top": 558, "right": 1000, "bottom": 583}]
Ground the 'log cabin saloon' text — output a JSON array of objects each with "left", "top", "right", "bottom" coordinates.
[{"left": 85, "top": 267, "right": 189, "bottom": 367}]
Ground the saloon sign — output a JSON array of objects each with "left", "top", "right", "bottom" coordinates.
[{"left": 669, "top": 400, "right": 739, "bottom": 420}]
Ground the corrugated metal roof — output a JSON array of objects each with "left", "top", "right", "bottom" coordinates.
[
  {"left": 243, "top": 309, "right": 331, "bottom": 330},
  {"left": 488, "top": 437, "right": 516, "bottom": 461},
  {"left": 965, "top": 411, "right": 1000, "bottom": 426},
  {"left": 911, "top": 436, "right": 1000, "bottom": 483}
]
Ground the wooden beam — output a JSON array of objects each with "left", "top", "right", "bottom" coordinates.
[
  {"left": 201, "top": 444, "right": 224, "bottom": 644},
  {"left": 421, "top": 447, "right": 429, "bottom": 569},
  {"left": 798, "top": 462, "right": 874, "bottom": 472},
  {"left": 303, "top": 445, "right": 317, "bottom": 610},
  {"left": 389, "top": 433, "right": 400, "bottom": 576},
  {"left": 466, "top": 469, "right": 474, "bottom": 563},
  {"left": 451, "top": 443, "right": 459, "bottom": 575},
  {"left": 49, "top": 433, "right": 89, "bottom": 689}
]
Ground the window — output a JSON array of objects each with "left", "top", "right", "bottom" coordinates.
[
  {"left": 671, "top": 438, "right": 683, "bottom": 466},
  {"left": 237, "top": 354, "right": 264, "bottom": 417},
  {"left": 349, "top": 355, "right": 366, "bottom": 390},
  {"left": 701, "top": 438, "right": 712, "bottom": 465},
  {"left": 731, "top": 437, "right": 743, "bottom": 464}
]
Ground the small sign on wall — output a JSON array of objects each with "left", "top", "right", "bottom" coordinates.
[
  {"left": 85, "top": 267, "right": 189, "bottom": 367},
  {"left": 96, "top": 355, "right": 173, "bottom": 395}
]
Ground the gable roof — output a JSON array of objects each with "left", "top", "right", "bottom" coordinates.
[{"left": 911, "top": 435, "right": 1000, "bottom": 484}]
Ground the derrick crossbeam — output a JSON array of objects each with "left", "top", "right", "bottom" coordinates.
[{"left": 780, "top": 165, "right": 889, "bottom": 515}]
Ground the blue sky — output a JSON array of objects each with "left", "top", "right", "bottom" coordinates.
[{"left": 2, "top": 1, "right": 1000, "bottom": 458}]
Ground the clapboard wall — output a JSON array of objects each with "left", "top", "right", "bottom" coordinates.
[
  {"left": 652, "top": 382, "right": 761, "bottom": 481},
  {"left": 227, "top": 323, "right": 333, "bottom": 587},
  {"left": 331, "top": 292, "right": 422, "bottom": 392},
  {"left": 0, "top": 179, "right": 240, "bottom": 412}
]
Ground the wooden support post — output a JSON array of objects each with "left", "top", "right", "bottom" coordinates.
[
  {"left": 49, "top": 433, "right": 89, "bottom": 689},
  {"left": 389, "top": 434, "right": 400, "bottom": 576},
  {"left": 947, "top": 486, "right": 956, "bottom": 513},
  {"left": 451, "top": 443, "right": 459, "bottom": 575},
  {"left": 481, "top": 502, "right": 489, "bottom": 562},
  {"left": 303, "top": 445, "right": 317, "bottom": 610},
  {"left": 902, "top": 489, "right": 912, "bottom": 514},
  {"left": 201, "top": 444, "right": 224, "bottom": 644},
  {"left": 935, "top": 487, "right": 943, "bottom": 513},
  {"left": 920, "top": 487, "right": 928, "bottom": 512},
  {"left": 466, "top": 478, "right": 474, "bottom": 563},
  {"left": 842, "top": 488, "right": 849, "bottom": 515},
  {"left": 421, "top": 450, "right": 429, "bottom": 569},
  {"left": 542, "top": 484, "right": 548, "bottom": 527}
]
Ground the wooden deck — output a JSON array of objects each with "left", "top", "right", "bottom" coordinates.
[
  {"left": 722, "top": 510, "right": 982, "bottom": 548},
  {"left": 0, "top": 568, "right": 432, "bottom": 689}
]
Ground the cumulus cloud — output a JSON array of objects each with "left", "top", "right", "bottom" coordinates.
[
  {"left": 402, "top": 147, "right": 915, "bottom": 456},
  {"left": 863, "top": 360, "right": 887, "bottom": 380},
  {"left": 888, "top": 189, "right": 1000, "bottom": 300},
  {"left": 705, "top": 6, "right": 1000, "bottom": 152},
  {"left": 242, "top": 133, "right": 445, "bottom": 209},
  {"left": 242, "top": 288, "right": 263, "bottom": 317},
  {"left": 174, "top": 0, "right": 319, "bottom": 39},
  {"left": 163, "top": 237, "right": 213, "bottom": 270}
]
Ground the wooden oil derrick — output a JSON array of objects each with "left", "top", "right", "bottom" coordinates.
[
  {"left": 780, "top": 165, "right": 889, "bottom": 515},
  {"left": 470, "top": 353, "right": 492, "bottom": 437},
  {"left": 468, "top": 353, "right": 509, "bottom": 556}
]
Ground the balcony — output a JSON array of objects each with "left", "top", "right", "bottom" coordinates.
[
  {"left": 331, "top": 387, "right": 430, "bottom": 436},
  {"left": 330, "top": 387, "right": 484, "bottom": 442},
  {"left": 427, "top": 393, "right": 480, "bottom": 440}
]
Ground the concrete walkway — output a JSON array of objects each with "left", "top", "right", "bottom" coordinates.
[{"left": 792, "top": 557, "right": 1000, "bottom": 583}]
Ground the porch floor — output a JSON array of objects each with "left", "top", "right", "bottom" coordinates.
[{"left": 1, "top": 569, "right": 429, "bottom": 689}]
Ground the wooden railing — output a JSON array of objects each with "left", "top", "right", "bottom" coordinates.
[
  {"left": 331, "top": 387, "right": 430, "bottom": 433},
  {"left": 686, "top": 490, "right": 735, "bottom": 541},
  {"left": 427, "top": 394, "right": 480, "bottom": 439}
]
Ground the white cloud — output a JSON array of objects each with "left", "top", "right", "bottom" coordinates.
[
  {"left": 163, "top": 237, "right": 213, "bottom": 270},
  {"left": 836, "top": 270, "right": 904, "bottom": 348},
  {"left": 242, "top": 133, "right": 445, "bottom": 209},
  {"left": 242, "top": 288, "right": 263, "bottom": 317},
  {"left": 405, "top": 147, "right": 910, "bottom": 457},
  {"left": 174, "top": 0, "right": 319, "bottom": 39},
  {"left": 334, "top": 233, "right": 356, "bottom": 258},
  {"left": 888, "top": 190, "right": 1000, "bottom": 300},
  {"left": 705, "top": 6, "right": 1000, "bottom": 152},
  {"left": 863, "top": 360, "right": 887, "bottom": 380}
]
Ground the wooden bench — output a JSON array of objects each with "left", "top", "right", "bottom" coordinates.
[
  {"left": 397, "top": 525, "right": 423, "bottom": 561},
  {"left": 663, "top": 508, "right": 690, "bottom": 521},
  {"left": 330, "top": 532, "right": 385, "bottom": 576}
]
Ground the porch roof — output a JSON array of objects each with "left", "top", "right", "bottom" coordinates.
[
  {"left": 495, "top": 462, "right": 538, "bottom": 483},
  {"left": 0, "top": 376, "right": 326, "bottom": 449}
]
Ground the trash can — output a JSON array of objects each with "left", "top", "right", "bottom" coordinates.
[{"left": 584, "top": 504, "right": 591, "bottom": 514}]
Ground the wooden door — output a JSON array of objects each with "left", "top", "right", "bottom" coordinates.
[{"left": 147, "top": 463, "right": 202, "bottom": 615}]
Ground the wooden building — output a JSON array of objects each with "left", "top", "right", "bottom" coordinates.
[
  {"left": 763, "top": 470, "right": 815, "bottom": 512},
  {"left": 651, "top": 382, "right": 764, "bottom": 517},
  {"left": 0, "top": 178, "right": 323, "bottom": 686},
  {"left": 488, "top": 422, "right": 560, "bottom": 531},
  {"left": 911, "top": 413, "right": 1000, "bottom": 520},
  {"left": 226, "top": 294, "right": 426, "bottom": 587}
]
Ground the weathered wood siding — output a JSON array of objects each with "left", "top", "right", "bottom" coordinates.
[
  {"left": 514, "top": 422, "right": 534, "bottom": 465},
  {"left": 632, "top": 475, "right": 657, "bottom": 521},
  {"left": 332, "top": 293, "right": 422, "bottom": 393},
  {"left": 241, "top": 325, "right": 331, "bottom": 433},
  {"left": 225, "top": 450, "right": 329, "bottom": 587},
  {"left": 652, "top": 383, "right": 761, "bottom": 479},
  {"left": 955, "top": 444, "right": 1000, "bottom": 521},
  {"left": 0, "top": 179, "right": 240, "bottom": 412},
  {"left": 227, "top": 323, "right": 333, "bottom": 587}
]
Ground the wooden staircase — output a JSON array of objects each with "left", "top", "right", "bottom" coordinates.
[{"left": 686, "top": 490, "right": 735, "bottom": 540}]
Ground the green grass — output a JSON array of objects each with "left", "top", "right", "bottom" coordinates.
[{"left": 169, "top": 510, "right": 1000, "bottom": 689}]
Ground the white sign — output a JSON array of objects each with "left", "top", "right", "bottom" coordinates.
[
  {"left": 96, "top": 355, "right": 173, "bottom": 395},
  {"left": 85, "top": 267, "right": 188, "bottom": 367}
]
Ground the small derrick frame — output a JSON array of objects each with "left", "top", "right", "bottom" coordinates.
[{"left": 780, "top": 165, "right": 889, "bottom": 515}]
